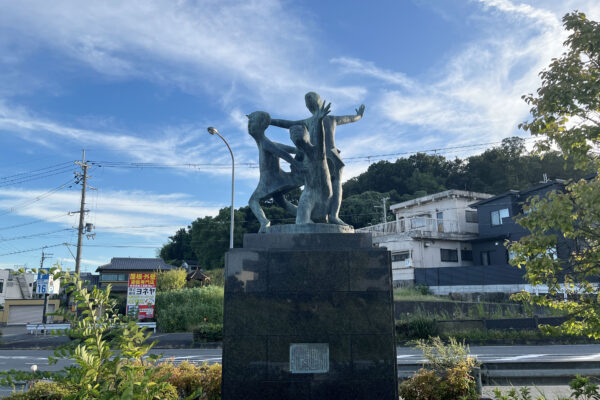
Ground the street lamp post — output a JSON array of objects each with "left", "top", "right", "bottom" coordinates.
[{"left": 207, "top": 127, "right": 235, "bottom": 248}]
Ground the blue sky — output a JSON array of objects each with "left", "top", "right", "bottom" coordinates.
[{"left": 0, "top": 0, "right": 598, "bottom": 272}]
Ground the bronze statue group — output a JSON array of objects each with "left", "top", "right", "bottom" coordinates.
[{"left": 247, "top": 91, "right": 365, "bottom": 232}]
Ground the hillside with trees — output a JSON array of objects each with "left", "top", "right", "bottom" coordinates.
[{"left": 160, "top": 137, "right": 590, "bottom": 268}]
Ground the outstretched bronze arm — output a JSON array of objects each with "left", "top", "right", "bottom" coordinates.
[
  {"left": 270, "top": 118, "right": 305, "bottom": 129},
  {"left": 334, "top": 104, "right": 365, "bottom": 126}
]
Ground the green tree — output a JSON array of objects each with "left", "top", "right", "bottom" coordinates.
[
  {"left": 157, "top": 269, "right": 187, "bottom": 292},
  {"left": 509, "top": 11, "right": 600, "bottom": 338}
]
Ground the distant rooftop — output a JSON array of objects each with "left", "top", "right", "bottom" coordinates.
[
  {"left": 390, "top": 189, "right": 492, "bottom": 211},
  {"left": 96, "top": 257, "right": 175, "bottom": 272},
  {"left": 469, "top": 180, "right": 568, "bottom": 208}
]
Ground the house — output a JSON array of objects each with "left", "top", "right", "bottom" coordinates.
[
  {"left": 415, "top": 180, "right": 577, "bottom": 294},
  {"left": 0, "top": 270, "right": 62, "bottom": 325},
  {"left": 357, "top": 190, "right": 492, "bottom": 286},
  {"left": 0, "top": 269, "right": 35, "bottom": 305},
  {"left": 96, "top": 258, "right": 175, "bottom": 293}
]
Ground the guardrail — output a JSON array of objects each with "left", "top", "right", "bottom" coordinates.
[
  {"left": 398, "top": 360, "right": 600, "bottom": 386},
  {"left": 26, "top": 322, "right": 157, "bottom": 335}
]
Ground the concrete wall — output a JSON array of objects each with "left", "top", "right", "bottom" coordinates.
[{"left": 378, "top": 235, "right": 474, "bottom": 285}]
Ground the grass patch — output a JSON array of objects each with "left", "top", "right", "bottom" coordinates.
[
  {"left": 394, "top": 286, "right": 448, "bottom": 302},
  {"left": 156, "top": 286, "right": 224, "bottom": 332}
]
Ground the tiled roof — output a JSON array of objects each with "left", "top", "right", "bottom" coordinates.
[
  {"left": 187, "top": 269, "right": 210, "bottom": 281},
  {"left": 96, "top": 257, "right": 175, "bottom": 272}
]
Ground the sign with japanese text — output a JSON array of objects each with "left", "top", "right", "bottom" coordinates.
[
  {"left": 37, "top": 272, "right": 60, "bottom": 295},
  {"left": 126, "top": 272, "right": 157, "bottom": 319}
]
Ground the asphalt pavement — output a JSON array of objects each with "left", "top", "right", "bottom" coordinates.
[{"left": 0, "top": 344, "right": 598, "bottom": 371}]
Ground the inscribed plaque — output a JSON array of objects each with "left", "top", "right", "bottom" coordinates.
[{"left": 289, "top": 343, "right": 329, "bottom": 374}]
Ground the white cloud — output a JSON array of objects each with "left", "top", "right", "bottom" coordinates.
[
  {"left": 0, "top": 0, "right": 365, "bottom": 112},
  {"left": 330, "top": 57, "right": 416, "bottom": 90},
  {"left": 476, "top": 0, "right": 560, "bottom": 28},
  {"left": 0, "top": 188, "right": 219, "bottom": 238}
]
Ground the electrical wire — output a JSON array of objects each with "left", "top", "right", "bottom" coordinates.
[
  {"left": 0, "top": 243, "right": 65, "bottom": 257},
  {"left": 0, "top": 178, "right": 76, "bottom": 216},
  {"left": 0, "top": 213, "right": 72, "bottom": 231},
  {"left": 0, "top": 228, "right": 75, "bottom": 242},
  {"left": 0, "top": 161, "right": 74, "bottom": 181}
]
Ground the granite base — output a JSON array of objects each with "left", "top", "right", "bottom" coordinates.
[{"left": 222, "top": 233, "right": 397, "bottom": 400}]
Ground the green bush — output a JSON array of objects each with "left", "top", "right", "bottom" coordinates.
[
  {"left": 203, "top": 268, "right": 224, "bottom": 287},
  {"left": 193, "top": 323, "right": 223, "bottom": 342},
  {"left": 156, "top": 361, "right": 221, "bottom": 400},
  {"left": 396, "top": 316, "right": 439, "bottom": 340},
  {"left": 156, "top": 286, "right": 224, "bottom": 332},
  {"left": 157, "top": 269, "right": 188, "bottom": 292},
  {"left": 399, "top": 337, "right": 479, "bottom": 400},
  {"left": 4, "top": 381, "right": 75, "bottom": 400}
]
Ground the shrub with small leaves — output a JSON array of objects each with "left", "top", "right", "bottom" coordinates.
[
  {"left": 399, "top": 337, "right": 479, "bottom": 400},
  {"left": 155, "top": 361, "right": 222, "bottom": 400}
]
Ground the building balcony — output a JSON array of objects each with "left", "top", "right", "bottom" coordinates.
[{"left": 356, "top": 218, "right": 478, "bottom": 239}]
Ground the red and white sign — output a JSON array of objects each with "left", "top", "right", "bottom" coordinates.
[{"left": 126, "top": 272, "right": 157, "bottom": 319}]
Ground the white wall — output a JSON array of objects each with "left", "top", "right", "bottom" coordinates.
[
  {"left": 393, "top": 196, "right": 479, "bottom": 234},
  {"left": 0, "top": 270, "right": 35, "bottom": 305}
]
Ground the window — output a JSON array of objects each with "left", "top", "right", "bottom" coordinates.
[
  {"left": 465, "top": 210, "right": 478, "bottom": 223},
  {"left": 491, "top": 208, "right": 510, "bottom": 226},
  {"left": 411, "top": 217, "right": 426, "bottom": 229},
  {"left": 440, "top": 249, "right": 458, "bottom": 262},
  {"left": 481, "top": 251, "right": 492, "bottom": 265},
  {"left": 461, "top": 250, "right": 473, "bottom": 261},
  {"left": 0, "top": 281, "right": 3, "bottom": 293},
  {"left": 391, "top": 251, "right": 410, "bottom": 262},
  {"left": 101, "top": 273, "right": 128, "bottom": 282}
]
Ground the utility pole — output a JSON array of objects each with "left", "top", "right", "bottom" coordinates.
[
  {"left": 375, "top": 197, "right": 390, "bottom": 224},
  {"left": 74, "top": 150, "right": 88, "bottom": 275},
  {"left": 382, "top": 197, "right": 389, "bottom": 224},
  {"left": 40, "top": 248, "right": 52, "bottom": 325}
]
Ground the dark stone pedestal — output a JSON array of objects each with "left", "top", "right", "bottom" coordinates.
[{"left": 222, "top": 233, "right": 398, "bottom": 400}]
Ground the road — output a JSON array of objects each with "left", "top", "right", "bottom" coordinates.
[
  {"left": 0, "top": 345, "right": 595, "bottom": 397},
  {"left": 0, "top": 344, "right": 598, "bottom": 372}
]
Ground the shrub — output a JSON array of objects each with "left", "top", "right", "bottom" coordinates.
[
  {"left": 203, "top": 268, "right": 224, "bottom": 287},
  {"left": 4, "top": 381, "right": 75, "bottom": 400},
  {"left": 414, "top": 285, "right": 432, "bottom": 295},
  {"left": 399, "top": 337, "right": 479, "bottom": 400},
  {"left": 156, "top": 286, "right": 224, "bottom": 332},
  {"left": 2, "top": 268, "right": 178, "bottom": 400},
  {"left": 157, "top": 269, "right": 188, "bottom": 292},
  {"left": 193, "top": 323, "right": 223, "bottom": 342},
  {"left": 396, "top": 316, "right": 439, "bottom": 340},
  {"left": 156, "top": 361, "right": 222, "bottom": 400}
]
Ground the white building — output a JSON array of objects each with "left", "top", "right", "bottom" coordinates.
[
  {"left": 357, "top": 190, "right": 492, "bottom": 286},
  {"left": 0, "top": 269, "right": 35, "bottom": 305}
]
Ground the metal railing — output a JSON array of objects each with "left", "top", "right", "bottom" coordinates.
[{"left": 357, "top": 218, "right": 470, "bottom": 237}]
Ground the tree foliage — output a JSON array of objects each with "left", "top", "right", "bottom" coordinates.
[
  {"left": 157, "top": 269, "right": 187, "bottom": 292},
  {"left": 509, "top": 11, "right": 600, "bottom": 338},
  {"left": 160, "top": 135, "right": 589, "bottom": 270}
]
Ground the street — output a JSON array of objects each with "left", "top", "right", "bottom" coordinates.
[
  {"left": 0, "top": 345, "right": 597, "bottom": 397},
  {"left": 0, "top": 344, "right": 598, "bottom": 372}
]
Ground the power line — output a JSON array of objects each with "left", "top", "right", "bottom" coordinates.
[
  {"left": 0, "top": 167, "right": 76, "bottom": 187},
  {"left": 0, "top": 228, "right": 75, "bottom": 242},
  {"left": 0, "top": 243, "right": 65, "bottom": 257},
  {"left": 0, "top": 161, "right": 73, "bottom": 181},
  {"left": 87, "top": 138, "right": 538, "bottom": 170},
  {"left": 0, "top": 213, "right": 72, "bottom": 231},
  {"left": 0, "top": 178, "right": 76, "bottom": 217}
]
